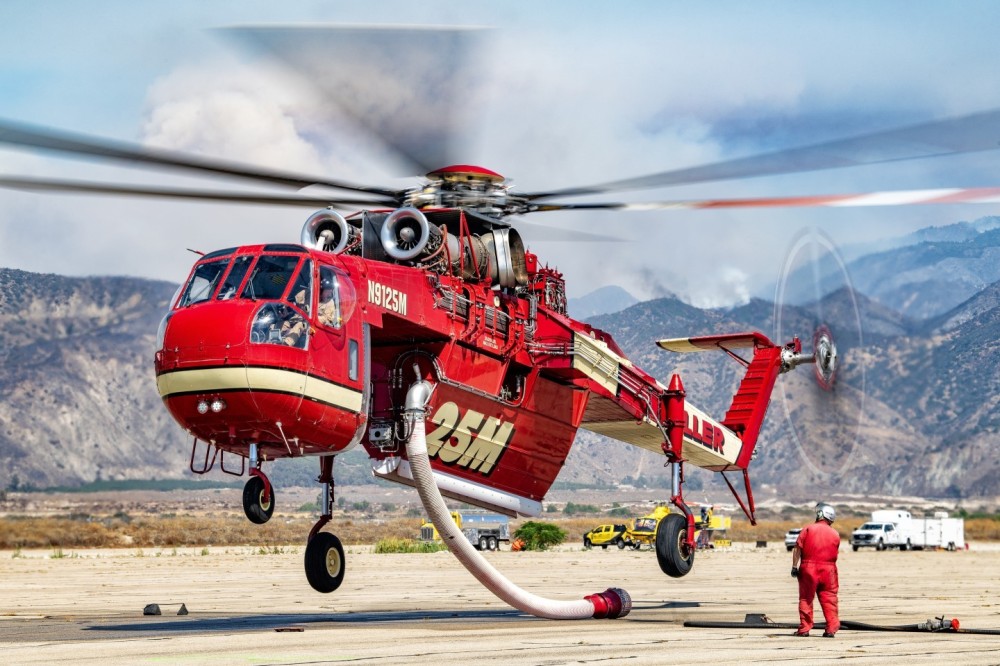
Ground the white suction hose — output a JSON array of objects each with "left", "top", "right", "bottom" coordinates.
[{"left": 403, "top": 380, "right": 631, "bottom": 620}]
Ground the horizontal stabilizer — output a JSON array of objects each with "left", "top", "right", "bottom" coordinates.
[{"left": 656, "top": 332, "right": 775, "bottom": 353}]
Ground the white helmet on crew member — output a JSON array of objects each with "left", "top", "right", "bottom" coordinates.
[{"left": 815, "top": 503, "right": 836, "bottom": 523}]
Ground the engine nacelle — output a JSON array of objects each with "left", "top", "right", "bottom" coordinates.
[
  {"left": 485, "top": 227, "right": 528, "bottom": 288},
  {"left": 381, "top": 207, "right": 436, "bottom": 261},
  {"left": 379, "top": 208, "right": 528, "bottom": 288},
  {"left": 301, "top": 209, "right": 358, "bottom": 254},
  {"left": 444, "top": 233, "right": 489, "bottom": 280}
]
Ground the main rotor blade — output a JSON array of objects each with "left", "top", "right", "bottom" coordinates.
[
  {"left": 0, "top": 176, "right": 395, "bottom": 208},
  {"left": 0, "top": 119, "right": 401, "bottom": 199},
  {"left": 530, "top": 186, "right": 1000, "bottom": 212},
  {"left": 526, "top": 108, "right": 1000, "bottom": 200}
]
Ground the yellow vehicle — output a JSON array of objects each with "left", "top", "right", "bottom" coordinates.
[
  {"left": 694, "top": 507, "right": 732, "bottom": 549},
  {"left": 583, "top": 523, "right": 628, "bottom": 549},
  {"left": 625, "top": 505, "right": 730, "bottom": 550},
  {"left": 625, "top": 506, "right": 672, "bottom": 549}
]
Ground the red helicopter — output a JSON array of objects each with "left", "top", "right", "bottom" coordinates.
[{"left": 3, "top": 26, "right": 1000, "bottom": 620}]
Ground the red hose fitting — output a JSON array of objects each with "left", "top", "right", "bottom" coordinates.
[{"left": 586, "top": 588, "right": 632, "bottom": 619}]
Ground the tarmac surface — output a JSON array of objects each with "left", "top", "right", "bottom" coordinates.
[{"left": 1, "top": 541, "right": 999, "bottom": 665}]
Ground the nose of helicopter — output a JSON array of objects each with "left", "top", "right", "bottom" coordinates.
[{"left": 154, "top": 300, "right": 365, "bottom": 458}]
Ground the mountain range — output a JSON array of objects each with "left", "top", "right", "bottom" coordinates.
[{"left": 2, "top": 216, "right": 1000, "bottom": 500}]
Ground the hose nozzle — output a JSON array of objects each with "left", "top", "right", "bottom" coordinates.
[{"left": 586, "top": 588, "right": 632, "bottom": 619}]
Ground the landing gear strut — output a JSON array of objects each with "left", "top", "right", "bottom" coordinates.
[
  {"left": 656, "top": 375, "right": 697, "bottom": 578},
  {"left": 242, "top": 443, "right": 274, "bottom": 524},
  {"left": 304, "top": 455, "right": 345, "bottom": 593},
  {"left": 655, "top": 462, "right": 696, "bottom": 578}
]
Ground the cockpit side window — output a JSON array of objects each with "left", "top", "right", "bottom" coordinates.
[
  {"left": 317, "top": 265, "right": 357, "bottom": 329},
  {"left": 178, "top": 258, "right": 229, "bottom": 307},
  {"left": 285, "top": 259, "right": 313, "bottom": 316},
  {"left": 216, "top": 255, "right": 253, "bottom": 301},
  {"left": 240, "top": 254, "right": 301, "bottom": 301}
]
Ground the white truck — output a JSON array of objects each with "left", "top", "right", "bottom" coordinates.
[
  {"left": 419, "top": 510, "right": 511, "bottom": 551},
  {"left": 851, "top": 510, "right": 965, "bottom": 552}
]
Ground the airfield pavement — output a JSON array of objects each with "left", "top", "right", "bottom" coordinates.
[{"left": 1, "top": 540, "right": 999, "bottom": 665}]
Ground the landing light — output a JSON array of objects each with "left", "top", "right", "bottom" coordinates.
[
  {"left": 210, "top": 398, "right": 227, "bottom": 413},
  {"left": 197, "top": 400, "right": 209, "bottom": 415}
]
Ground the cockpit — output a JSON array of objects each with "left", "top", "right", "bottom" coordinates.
[{"left": 174, "top": 245, "right": 357, "bottom": 350}]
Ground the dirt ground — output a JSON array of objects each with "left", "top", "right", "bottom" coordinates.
[{"left": 1, "top": 539, "right": 999, "bottom": 665}]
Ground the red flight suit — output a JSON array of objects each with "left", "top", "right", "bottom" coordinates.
[{"left": 795, "top": 520, "right": 840, "bottom": 634}]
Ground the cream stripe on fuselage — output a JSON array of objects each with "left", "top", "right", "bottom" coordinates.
[{"left": 157, "top": 366, "right": 363, "bottom": 413}]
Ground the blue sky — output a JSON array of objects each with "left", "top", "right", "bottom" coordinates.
[{"left": 3, "top": 0, "right": 1000, "bottom": 306}]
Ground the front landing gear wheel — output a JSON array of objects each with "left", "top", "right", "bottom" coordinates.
[
  {"left": 655, "top": 514, "right": 695, "bottom": 578},
  {"left": 242, "top": 476, "right": 274, "bottom": 524},
  {"left": 305, "top": 532, "right": 345, "bottom": 593}
]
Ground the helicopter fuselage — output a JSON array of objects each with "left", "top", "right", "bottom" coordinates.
[{"left": 154, "top": 204, "right": 791, "bottom": 520}]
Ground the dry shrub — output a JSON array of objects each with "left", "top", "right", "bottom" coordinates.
[
  {"left": 965, "top": 518, "right": 1000, "bottom": 541},
  {"left": 0, "top": 513, "right": 423, "bottom": 549},
  {"left": 0, "top": 518, "right": 119, "bottom": 548}
]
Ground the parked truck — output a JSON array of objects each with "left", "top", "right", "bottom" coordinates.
[
  {"left": 419, "top": 510, "right": 510, "bottom": 551},
  {"left": 851, "top": 510, "right": 965, "bottom": 551}
]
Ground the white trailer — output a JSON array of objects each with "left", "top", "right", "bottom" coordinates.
[
  {"left": 851, "top": 509, "right": 965, "bottom": 552},
  {"left": 905, "top": 512, "right": 965, "bottom": 551}
]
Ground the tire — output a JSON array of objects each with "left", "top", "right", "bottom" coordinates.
[
  {"left": 876, "top": 539, "right": 885, "bottom": 551},
  {"left": 655, "top": 514, "right": 695, "bottom": 578},
  {"left": 305, "top": 532, "right": 345, "bottom": 593},
  {"left": 900, "top": 540, "right": 910, "bottom": 552},
  {"left": 617, "top": 538, "right": 626, "bottom": 550},
  {"left": 242, "top": 476, "right": 274, "bottom": 525},
  {"left": 479, "top": 536, "right": 488, "bottom": 551},
  {"left": 852, "top": 545, "right": 859, "bottom": 552},
  {"left": 786, "top": 545, "right": 794, "bottom": 552},
  {"left": 583, "top": 537, "right": 592, "bottom": 549},
  {"left": 488, "top": 536, "right": 498, "bottom": 551}
]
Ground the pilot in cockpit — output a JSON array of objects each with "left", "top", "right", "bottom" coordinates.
[{"left": 317, "top": 279, "right": 340, "bottom": 328}]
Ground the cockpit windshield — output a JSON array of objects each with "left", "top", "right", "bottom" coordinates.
[
  {"left": 286, "top": 260, "right": 313, "bottom": 316},
  {"left": 217, "top": 255, "right": 253, "bottom": 301},
  {"left": 178, "top": 257, "right": 229, "bottom": 307},
  {"left": 245, "top": 256, "right": 314, "bottom": 350},
  {"left": 241, "top": 255, "right": 302, "bottom": 301},
  {"left": 175, "top": 250, "right": 356, "bottom": 351}
]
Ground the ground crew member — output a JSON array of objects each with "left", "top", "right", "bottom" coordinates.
[{"left": 791, "top": 503, "right": 840, "bottom": 637}]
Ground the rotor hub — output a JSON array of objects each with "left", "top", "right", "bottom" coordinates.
[
  {"left": 403, "top": 165, "right": 530, "bottom": 216},
  {"left": 813, "top": 325, "right": 838, "bottom": 390}
]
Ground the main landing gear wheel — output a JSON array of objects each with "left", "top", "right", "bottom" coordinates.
[
  {"left": 655, "top": 514, "right": 695, "bottom": 578},
  {"left": 305, "top": 532, "right": 345, "bottom": 593},
  {"left": 242, "top": 475, "right": 274, "bottom": 524},
  {"left": 774, "top": 227, "right": 867, "bottom": 479}
]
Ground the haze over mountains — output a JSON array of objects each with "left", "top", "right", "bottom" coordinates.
[{"left": 2, "top": 216, "right": 1000, "bottom": 500}]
